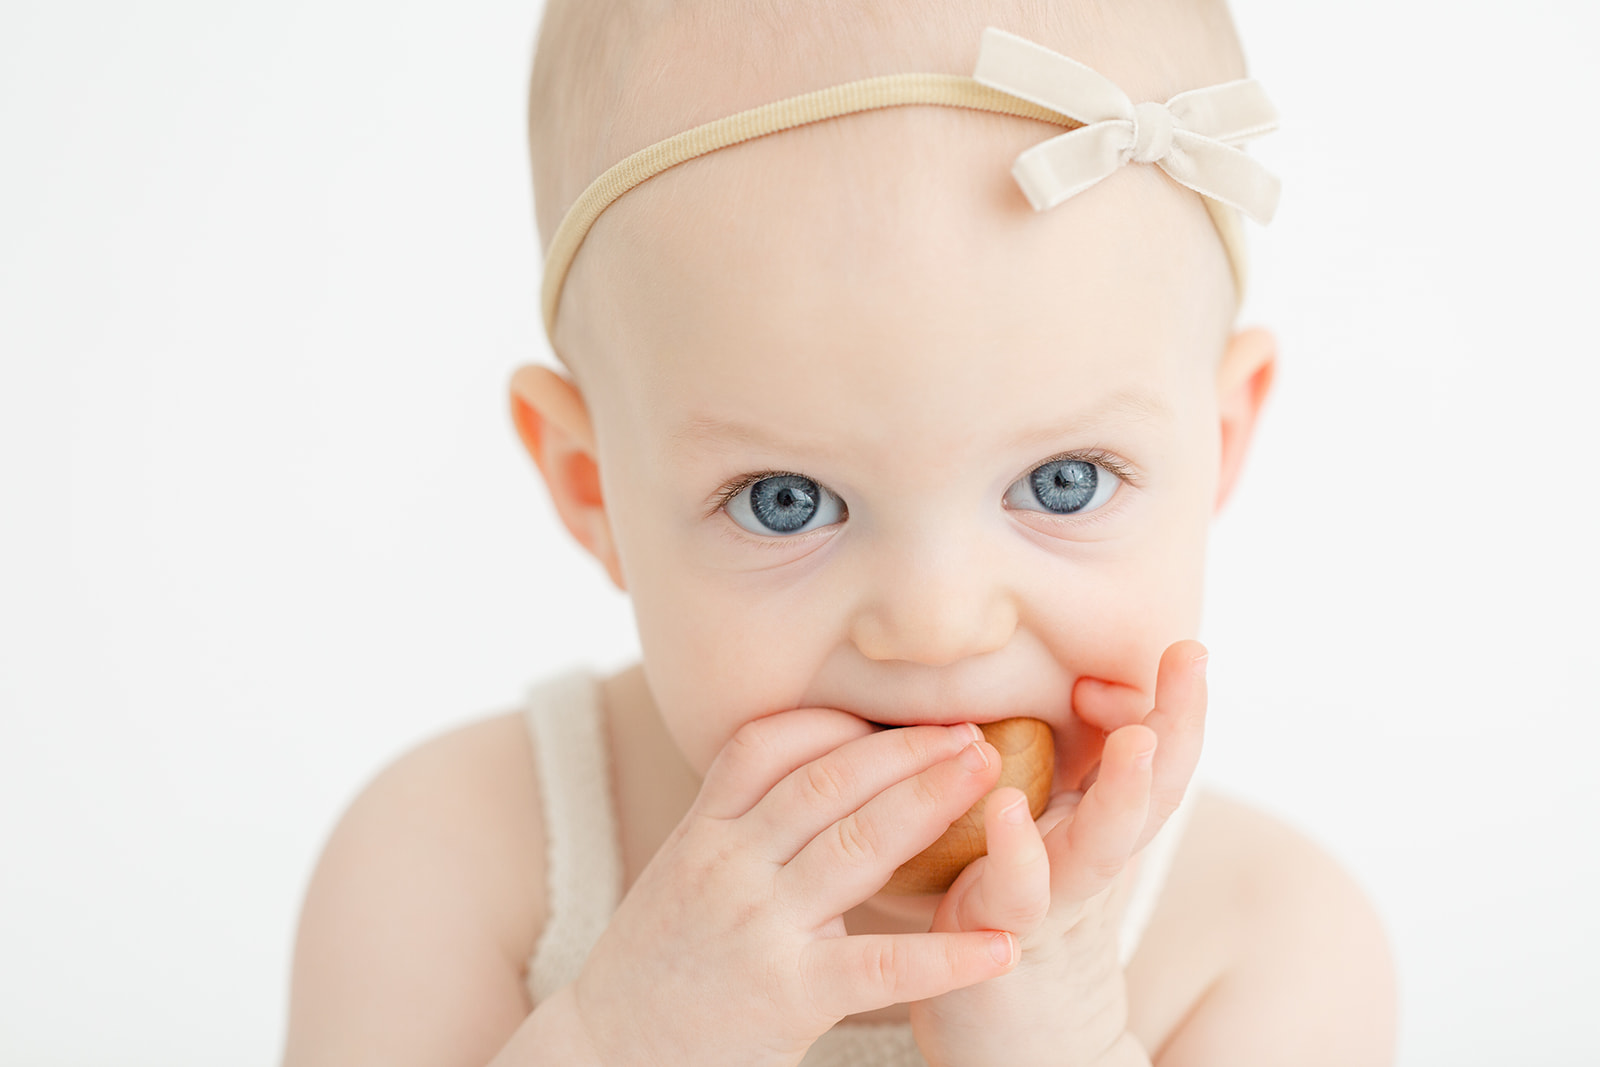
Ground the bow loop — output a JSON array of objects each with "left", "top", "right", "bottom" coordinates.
[{"left": 972, "top": 27, "right": 1280, "bottom": 225}]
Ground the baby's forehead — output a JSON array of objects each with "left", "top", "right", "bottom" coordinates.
[{"left": 569, "top": 106, "right": 1234, "bottom": 376}]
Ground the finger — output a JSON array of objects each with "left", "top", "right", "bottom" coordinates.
[
  {"left": 1072, "top": 676, "right": 1150, "bottom": 732},
  {"left": 938, "top": 787, "right": 1052, "bottom": 937},
  {"left": 780, "top": 740, "right": 1000, "bottom": 920},
  {"left": 801, "top": 929, "right": 1017, "bottom": 1018},
  {"left": 1056, "top": 702, "right": 1109, "bottom": 794},
  {"left": 694, "top": 707, "right": 875, "bottom": 821},
  {"left": 1131, "top": 640, "right": 1208, "bottom": 854},
  {"left": 1044, "top": 724, "right": 1154, "bottom": 902},
  {"left": 748, "top": 722, "right": 984, "bottom": 861},
  {"left": 1036, "top": 789, "right": 1081, "bottom": 839}
]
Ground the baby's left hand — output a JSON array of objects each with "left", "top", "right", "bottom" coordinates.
[{"left": 907, "top": 641, "right": 1209, "bottom": 1067}]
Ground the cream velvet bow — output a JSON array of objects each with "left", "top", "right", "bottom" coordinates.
[{"left": 972, "top": 27, "right": 1281, "bottom": 224}]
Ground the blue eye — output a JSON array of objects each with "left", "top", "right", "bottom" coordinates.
[
  {"left": 726, "top": 474, "right": 846, "bottom": 535},
  {"left": 1004, "top": 457, "right": 1121, "bottom": 515}
]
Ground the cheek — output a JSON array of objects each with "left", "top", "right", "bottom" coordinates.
[
  {"left": 1023, "top": 557, "right": 1203, "bottom": 788},
  {"left": 1029, "top": 521, "right": 1209, "bottom": 700},
  {"left": 626, "top": 552, "right": 846, "bottom": 773}
]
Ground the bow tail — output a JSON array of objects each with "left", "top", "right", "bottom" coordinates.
[
  {"left": 973, "top": 27, "right": 1134, "bottom": 127},
  {"left": 1008, "top": 120, "right": 1134, "bottom": 212},
  {"left": 1158, "top": 130, "right": 1281, "bottom": 225}
]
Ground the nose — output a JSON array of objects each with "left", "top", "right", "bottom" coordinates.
[{"left": 847, "top": 536, "right": 1019, "bottom": 667}]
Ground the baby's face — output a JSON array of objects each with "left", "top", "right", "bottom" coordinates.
[{"left": 561, "top": 108, "right": 1246, "bottom": 789}]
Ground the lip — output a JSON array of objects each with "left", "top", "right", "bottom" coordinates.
[{"left": 861, "top": 711, "right": 1056, "bottom": 729}]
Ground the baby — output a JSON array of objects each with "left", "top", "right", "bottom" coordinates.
[{"left": 283, "top": 1, "right": 1396, "bottom": 1064}]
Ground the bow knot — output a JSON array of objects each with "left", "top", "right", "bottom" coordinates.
[
  {"left": 971, "top": 27, "right": 1280, "bottom": 225},
  {"left": 1129, "top": 101, "right": 1174, "bottom": 165}
]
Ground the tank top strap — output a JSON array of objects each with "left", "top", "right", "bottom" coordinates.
[{"left": 521, "top": 669, "right": 623, "bottom": 1005}]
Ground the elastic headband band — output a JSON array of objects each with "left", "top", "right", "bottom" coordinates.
[{"left": 539, "top": 26, "right": 1279, "bottom": 337}]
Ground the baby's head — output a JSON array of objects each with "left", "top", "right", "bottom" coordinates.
[{"left": 511, "top": 0, "right": 1276, "bottom": 791}]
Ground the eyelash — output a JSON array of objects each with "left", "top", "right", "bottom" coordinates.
[
  {"left": 705, "top": 469, "right": 818, "bottom": 521},
  {"left": 704, "top": 449, "right": 1141, "bottom": 521},
  {"left": 1027, "top": 447, "right": 1140, "bottom": 490}
]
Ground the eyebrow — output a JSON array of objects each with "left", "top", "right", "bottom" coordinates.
[
  {"left": 669, "top": 386, "right": 1171, "bottom": 455},
  {"left": 668, "top": 416, "right": 839, "bottom": 456},
  {"left": 998, "top": 386, "right": 1172, "bottom": 451}
]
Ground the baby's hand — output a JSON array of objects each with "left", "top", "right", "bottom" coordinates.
[
  {"left": 908, "top": 641, "right": 1209, "bottom": 1067},
  {"left": 561, "top": 709, "right": 1018, "bottom": 1066}
]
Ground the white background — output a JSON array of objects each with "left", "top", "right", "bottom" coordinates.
[{"left": 2, "top": 1, "right": 1596, "bottom": 1063}]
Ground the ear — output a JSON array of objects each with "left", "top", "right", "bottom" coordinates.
[
  {"left": 1213, "top": 326, "right": 1277, "bottom": 513},
  {"left": 507, "top": 365, "right": 625, "bottom": 590}
]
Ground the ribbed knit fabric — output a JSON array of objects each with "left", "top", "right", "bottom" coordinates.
[
  {"left": 522, "top": 670, "right": 624, "bottom": 1006},
  {"left": 521, "top": 669, "right": 1195, "bottom": 1064}
]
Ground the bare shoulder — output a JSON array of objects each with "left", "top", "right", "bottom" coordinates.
[
  {"left": 282, "top": 710, "right": 547, "bottom": 1067},
  {"left": 1152, "top": 790, "right": 1397, "bottom": 1066}
]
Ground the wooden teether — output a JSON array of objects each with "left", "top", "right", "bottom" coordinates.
[{"left": 880, "top": 717, "right": 1055, "bottom": 895}]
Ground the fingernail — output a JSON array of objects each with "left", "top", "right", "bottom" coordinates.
[
  {"left": 959, "top": 741, "right": 990, "bottom": 772},
  {"left": 1191, "top": 652, "right": 1209, "bottom": 678},
  {"left": 988, "top": 931, "right": 1015, "bottom": 966},
  {"left": 1133, "top": 744, "right": 1156, "bottom": 770},
  {"left": 1001, "top": 795, "right": 1030, "bottom": 825}
]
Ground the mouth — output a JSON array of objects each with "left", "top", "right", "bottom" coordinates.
[
  {"left": 870, "top": 717, "right": 1060, "bottom": 778},
  {"left": 864, "top": 715, "right": 1098, "bottom": 794}
]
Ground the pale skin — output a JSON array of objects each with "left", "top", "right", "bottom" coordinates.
[{"left": 282, "top": 107, "right": 1396, "bottom": 1065}]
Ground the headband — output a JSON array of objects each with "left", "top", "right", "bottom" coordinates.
[{"left": 540, "top": 26, "right": 1279, "bottom": 337}]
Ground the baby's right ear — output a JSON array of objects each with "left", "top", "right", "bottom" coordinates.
[{"left": 507, "top": 365, "right": 624, "bottom": 590}]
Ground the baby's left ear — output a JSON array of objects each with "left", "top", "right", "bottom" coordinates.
[{"left": 1214, "top": 326, "right": 1277, "bottom": 512}]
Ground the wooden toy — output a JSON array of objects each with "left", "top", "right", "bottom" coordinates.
[{"left": 880, "top": 717, "right": 1055, "bottom": 895}]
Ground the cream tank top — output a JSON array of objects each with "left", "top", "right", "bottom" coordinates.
[{"left": 520, "top": 671, "right": 1196, "bottom": 1067}]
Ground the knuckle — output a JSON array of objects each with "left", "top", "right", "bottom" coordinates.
[
  {"left": 1150, "top": 793, "right": 1182, "bottom": 826},
  {"left": 1084, "top": 855, "right": 1126, "bottom": 885},
  {"left": 869, "top": 940, "right": 914, "bottom": 994},
  {"left": 717, "top": 716, "right": 787, "bottom": 782},
  {"left": 1010, "top": 895, "right": 1052, "bottom": 929},
  {"left": 802, "top": 759, "right": 852, "bottom": 807},
  {"left": 728, "top": 716, "right": 780, "bottom": 761},
  {"left": 832, "top": 814, "right": 880, "bottom": 865},
  {"left": 1174, "top": 707, "right": 1206, "bottom": 740},
  {"left": 909, "top": 769, "right": 945, "bottom": 811},
  {"left": 976, "top": 880, "right": 1049, "bottom": 932},
  {"left": 939, "top": 937, "right": 974, "bottom": 985},
  {"left": 901, "top": 723, "right": 954, "bottom": 761}
]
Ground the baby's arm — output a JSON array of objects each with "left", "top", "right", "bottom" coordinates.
[
  {"left": 1144, "top": 797, "right": 1397, "bottom": 1066},
  {"left": 282, "top": 713, "right": 550, "bottom": 1067}
]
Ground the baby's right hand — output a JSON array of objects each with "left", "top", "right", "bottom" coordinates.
[{"left": 562, "top": 709, "right": 1014, "bottom": 1066}]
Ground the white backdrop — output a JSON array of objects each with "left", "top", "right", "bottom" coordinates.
[{"left": 2, "top": 1, "right": 1596, "bottom": 1063}]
